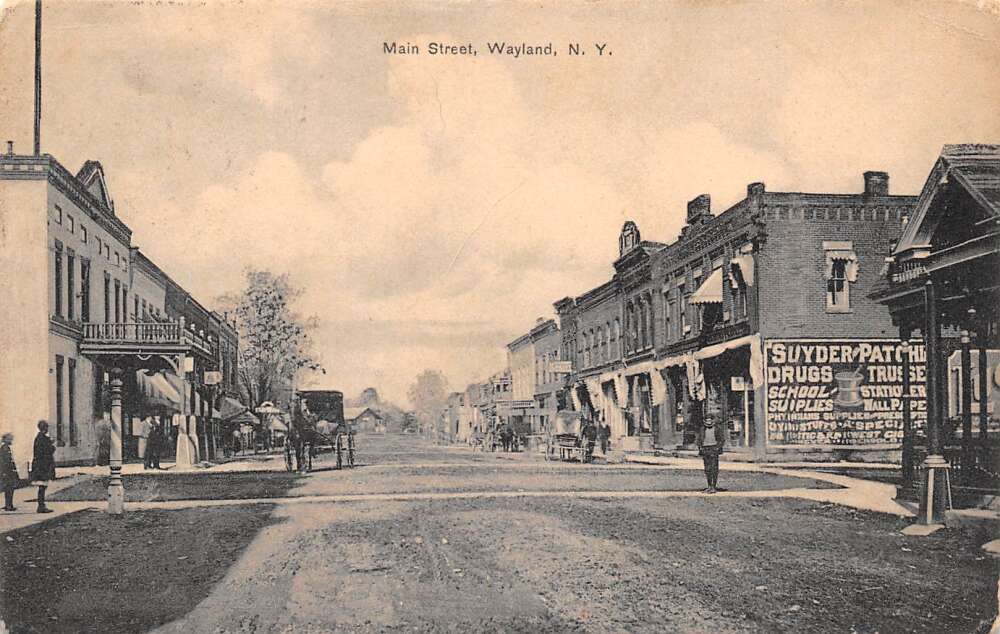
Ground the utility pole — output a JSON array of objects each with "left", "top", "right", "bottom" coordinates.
[{"left": 34, "top": 0, "right": 42, "bottom": 156}]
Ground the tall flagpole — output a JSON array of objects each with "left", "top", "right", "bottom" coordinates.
[{"left": 34, "top": 0, "right": 42, "bottom": 156}]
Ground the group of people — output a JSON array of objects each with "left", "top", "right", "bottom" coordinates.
[
  {"left": 486, "top": 425, "right": 522, "bottom": 452},
  {"left": 578, "top": 419, "right": 611, "bottom": 462},
  {"left": 1, "top": 420, "right": 58, "bottom": 513}
]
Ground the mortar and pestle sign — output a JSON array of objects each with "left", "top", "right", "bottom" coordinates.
[{"left": 831, "top": 366, "right": 865, "bottom": 410}]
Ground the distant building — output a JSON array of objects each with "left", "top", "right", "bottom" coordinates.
[{"left": 344, "top": 406, "right": 385, "bottom": 433}]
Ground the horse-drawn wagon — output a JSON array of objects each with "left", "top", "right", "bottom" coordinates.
[
  {"left": 287, "top": 390, "right": 356, "bottom": 473},
  {"left": 544, "top": 410, "right": 594, "bottom": 462}
]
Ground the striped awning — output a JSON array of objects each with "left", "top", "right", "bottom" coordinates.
[{"left": 689, "top": 267, "right": 724, "bottom": 304}]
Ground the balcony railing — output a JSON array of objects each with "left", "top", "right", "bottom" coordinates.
[
  {"left": 83, "top": 322, "right": 182, "bottom": 343},
  {"left": 81, "top": 321, "right": 216, "bottom": 356}
]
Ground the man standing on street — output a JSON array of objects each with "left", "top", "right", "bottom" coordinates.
[
  {"left": 30, "top": 420, "right": 56, "bottom": 513},
  {"left": 1, "top": 432, "right": 19, "bottom": 511},
  {"left": 697, "top": 414, "right": 725, "bottom": 493}
]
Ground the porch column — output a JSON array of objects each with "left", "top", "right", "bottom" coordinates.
[
  {"left": 979, "top": 340, "right": 989, "bottom": 444},
  {"left": 900, "top": 337, "right": 914, "bottom": 487},
  {"left": 960, "top": 331, "right": 973, "bottom": 478},
  {"left": 108, "top": 367, "right": 125, "bottom": 515},
  {"left": 918, "top": 279, "right": 951, "bottom": 526}
]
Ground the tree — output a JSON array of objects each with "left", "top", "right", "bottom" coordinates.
[
  {"left": 218, "top": 269, "right": 323, "bottom": 411},
  {"left": 407, "top": 370, "right": 449, "bottom": 435}
]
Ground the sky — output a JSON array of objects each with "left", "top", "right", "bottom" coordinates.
[{"left": 1, "top": 0, "right": 998, "bottom": 407}]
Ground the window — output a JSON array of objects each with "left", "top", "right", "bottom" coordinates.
[
  {"left": 66, "top": 251, "right": 75, "bottom": 320},
  {"left": 54, "top": 205, "right": 62, "bottom": 224},
  {"left": 54, "top": 241, "right": 63, "bottom": 317},
  {"left": 122, "top": 286, "right": 128, "bottom": 322},
  {"left": 55, "top": 355, "right": 64, "bottom": 445},
  {"left": 105, "top": 244, "right": 110, "bottom": 260},
  {"left": 114, "top": 279, "right": 121, "bottom": 323},
  {"left": 827, "top": 260, "right": 850, "bottom": 310},
  {"left": 103, "top": 273, "right": 111, "bottom": 323},
  {"left": 665, "top": 297, "right": 674, "bottom": 342},
  {"left": 80, "top": 226, "right": 88, "bottom": 243},
  {"left": 68, "top": 359, "right": 77, "bottom": 446},
  {"left": 67, "top": 214, "right": 75, "bottom": 234},
  {"left": 647, "top": 296, "right": 655, "bottom": 347},
  {"left": 679, "top": 285, "right": 689, "bottom": 334},
  {"left": 824, "top": 241, "right": 857, "bottom": 313},
  {"left": 134, "top": 296, "right": 140, "bottom": 321},
  {"left": 141, "top": 299, "right": 148, "bottom": 319},
  {"left": 80, "top": 260, "right": 91, "bottom": 322},
  {"left": 114, "top": 252, "right": 120, "bottom": 267}
]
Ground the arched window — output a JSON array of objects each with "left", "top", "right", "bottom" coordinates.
[{"left": 603, "top": 322, "right": 611, "bottom": 360}]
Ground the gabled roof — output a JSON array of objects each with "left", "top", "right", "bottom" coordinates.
[
  {"left": 893, "top": 144, "right": 1000, "bottom": 258},
  {"left": 76, "top": 160, "right": 114, "bottom": 212},
  {"left": 344, "top": 406, "right": 382, "bottom": 421}
]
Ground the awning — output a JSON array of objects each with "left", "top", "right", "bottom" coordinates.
[
  {"left": 137, "top": 371, "right": 183, "bottom": 411},
  {"left": 825, "top": 250, "right": 859, "bottom": 282},
  {"left": 268, "top": 419, "right": 288, "bottom": 432},
  {"left": 218, "top": 396, "right": 247, "bottom": 420},
  {"left": 729, "top": 253, "right": 755, "bottom": 288},
  {"left": 690, "top": 267, "right": 724, "bottom": 304}
]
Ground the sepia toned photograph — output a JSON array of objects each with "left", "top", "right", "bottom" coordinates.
[{"left": 0, "top": 0, "right": 998, "bottom": 632}]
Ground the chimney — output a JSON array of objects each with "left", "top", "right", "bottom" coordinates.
[
  {"left": 864, "top": 171, "right": 889, "bottom": 198},
  {"left": 687, "top": 194, "right": 711, "bottom": 224},
  {"left": 747, "top": 182, "right": 765, "bottom": 198}
]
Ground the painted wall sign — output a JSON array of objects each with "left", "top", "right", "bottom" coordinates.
[{"left": 764, "top": 340, "right": 927, "bottom": 446}]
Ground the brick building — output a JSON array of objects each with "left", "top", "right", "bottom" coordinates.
[
  {"left": 556, "top": 172, "right": 920, "bottom": 461},
  {"left": 530, "top": 318, "right": 565, "bottom": 437}
]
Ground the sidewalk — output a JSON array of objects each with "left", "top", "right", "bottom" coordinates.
[
  {"left": 624, "top": 453, "right": 915, "bottom": 517},
  {"left": 0, "top": 454, "right": 286, "bottom": 534}
]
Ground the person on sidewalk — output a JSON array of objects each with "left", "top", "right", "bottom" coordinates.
[
  {"left": 697, "top": 414, "right": 725, "bottom": 494},
  {"left": 30, "top": 420, "right": 56, "bottom": 513},
  {"left": 147, "top": 422, "right": 163, "bottom": 470},
  {"left": 598, "top": 422, "right": 611, "bottom": 455},
  {"left": 1, "top": 432, "right": 19, "bottom": 511}
]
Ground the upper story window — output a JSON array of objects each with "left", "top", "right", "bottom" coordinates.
[
  {"left": 824, "top": 241, "right": 858, "bottom": 313},
  {"left": 54, "top": 205, "right": 62, "bottom": 225},
  {"left": 67, "top": 214, "right": 75, "bottom": 234},
  {"left": 80, "top": 226, "right": 88, "bottom": 243},
  {"left": 115, "top": 252, "right": 120, "bottom": 267}
]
